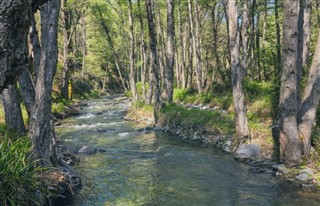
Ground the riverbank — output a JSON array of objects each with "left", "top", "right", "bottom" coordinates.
[{"left": 125, "top": 100, "right": 320, "bottom": 191}]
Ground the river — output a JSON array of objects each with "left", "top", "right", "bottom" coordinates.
[{"left": 55, "top": 95, "right": 320, "bottom": 206}]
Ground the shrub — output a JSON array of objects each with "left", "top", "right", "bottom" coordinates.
[{"left": 0, "top": 125, "right": 43, "bottom": 205}]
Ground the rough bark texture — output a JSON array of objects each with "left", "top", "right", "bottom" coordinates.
[
  {"left": 241, "top": 0, "right": 249, "bottom": 75},
  {"left": 298, "top": 29, "right": 320, "bottom": 158},
  {"left": 137, "top": 0, "right": 147, "bottom": 100},
  {"left": 128, "top": 0, "right": 138, "bottom": 101},
  {"left": 279, "top": 0, "right": 302, "bottom": 167},
  {"left": 29, "top": 0, "right": 61, "bottom": 165},
  {"left": 1, "top": 84, "right": 25, "bottom": 135},
  {"left": 19, "top": 69, "right": 36, "bottom": 119},
  {"left": 226, "top": 0, "right": 250, "bottom": 150},
  {"left": 0, "top": 0, "right": 31, "bottom": 92},
  {"left": 274, "top": 0, "right": 281, "bottom": 74},
  {"left": 302, "top": 0, "right": 312, "bottom": 67},
  {"left": 165, "top": 0, "right": 175, "bottom": 102},
  {"left": 146, "top": 0, "right": 161, "bottom": 121}
]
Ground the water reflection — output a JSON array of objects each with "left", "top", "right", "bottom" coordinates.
[{"left": 55, "top": 96, "right": 320, "bottom": 206}]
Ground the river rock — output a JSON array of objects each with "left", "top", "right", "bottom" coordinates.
[
  {"left": 235, "top": 144, "right": 260, "bottom": 160},
  {"left": 299, "top": 168, "right": 314, "bottom": 176},
  {"left": 78, "top": 146, "right": 97, "bottom": 154},
  {"left": 295, "top": 173, "right": 310, "bottom": 181}
]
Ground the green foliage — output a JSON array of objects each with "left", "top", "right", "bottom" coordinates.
[
  {"left": 0, "top": 125, "right": 43, "bottom": 205},
  {"left": 173, "top": 88, "right": 195, "bottom": 102},
  {"left": 133, "top": 100, "right": 153, "bottom": 112},
  {"left": 160, "top": 103, "right": 235, "bottom": 134},
  {"left": 52, "top": 98, "right": 70, "bottom": 114}
]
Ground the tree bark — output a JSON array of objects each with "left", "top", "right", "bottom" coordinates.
[
  {"left": 128, "top": 0, "right": 138, "bottom": 101},
  {"left": 138, "top": 0, "right": 148, "bottom": 100},
  {"left": 302, "top": 0, "right": 312, "bottom": 68},
  {"left": 164, "top": 0, "right": 175, "bottom": 102},
  {"left": 226, "top": 0, "right": 250, "bottom": 150},
  {"left": 1, "top": 84, "right": 25, "bottom": 135},
  {"left": 274, "top": 0, "right": 282, "bottom": 75},
  {"left": 29, "top": 0, "right": 61, "bottom": 165},
  {"left": 278, "top": 0, "right": 302, "bottom": 167},
  {"left": 0, "top": 0, "right": 32, "bottom": 92},
  {"left": 146, "top": 0, "right": 161, "bottom": 121},
  {"left": 298, "top": 29, "right": 320, "bottom": 158}
]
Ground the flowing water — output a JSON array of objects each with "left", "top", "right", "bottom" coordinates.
[{"left": 56, "top": 95, "right": 320, "bottom": 206}]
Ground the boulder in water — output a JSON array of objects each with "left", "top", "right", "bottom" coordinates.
[
  {"left": 235, "top": 144, "right": 260, "bottom": 160},
  {"left": 78, "top": 146, "right": 97, "bottom": 155}
]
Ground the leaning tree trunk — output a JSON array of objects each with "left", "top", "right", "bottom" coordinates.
[
  {"left": 1, "top": 84, "right": 25, "bottom": 135},
  {"left": 278, "top": 0, "right": 302, "bottom": 167},
  {"left": 226, "top": 0, "right": 250, "bottom": 150},
  {"left": 298, "top": 28, "right": 320, "bottom": 158},
  {"left": 28, "top": 0, "right": 61, "bottom": 165}
]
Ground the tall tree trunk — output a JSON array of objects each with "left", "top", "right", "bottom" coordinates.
[
  {"left": 274, "top": 0, "right": 282, "bottom": 75},
  {"left": 302, "top": 0, "right": 312, "bottom": 68},
  {"left": 194, "top": 0, "right": 202, "bottom": 93},
  {"left": 29, "top": 0, "right": 61, "bottom": 165},
  {"left": 177, "top": 0, "right": 186, "bottom": 88},
  {"left": 61, "top": 0, "right": 71, "bottom": 100},
  {"left": 163, "top": 0, "right": 175, "bottom": 102},
  {"left": 146, "top": 0, "right": 161, "bottom": 121},
  {"left": 188, "top": 0, "right": 202, "bottom": 93},
  {"left": 226, "top": 0, "right": 250, "bottom": 150},
  {"left": 1, "top": 84, "right": 25, "bottom": 135},
  {"left": 138, "top": 0, "right": 148, "bottom": 100},
  {"left": 298, "top": 29, "right": 320, "bottom": 158},
  {"left": 241, "top": 0, "right": 250, "bottom": 76},
  {"left": 128, "top": 0, "right": 138, "bottom": 101},
  {"left": 278, "top": 0, "right": 302, "bottom": 167}
]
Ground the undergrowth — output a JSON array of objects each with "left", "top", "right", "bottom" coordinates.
[{"left": 0, "top": 125, "right": 46, "bottom": 205}]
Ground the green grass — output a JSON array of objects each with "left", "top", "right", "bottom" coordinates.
[
  {"left": 159, "top": 103, "right": 235, "bottom": 135},
  {"left": 0, "top": 125, "right": 45, "bottom": 205}
]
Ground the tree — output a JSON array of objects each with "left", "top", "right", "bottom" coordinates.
[
  {"left": 1, "top": 84, "right": 25, "bottom": 135},
  {"left": 278, "top": 0, "right": 301, "bottom": 167},
  {"left": 128, "top": 0, "right": 138, "bottom": 101},
  {"left": 226, "top": 0, "right": 250, "bottom": 150},
  {"left": 28, "top": 0, "right": 61, "bottom": 165},
  {"left": 163, "top": 0, "right": 175, "bottom": 102},
  {"left": 146, "top": 0, "right": 161, "bottom": 120}
]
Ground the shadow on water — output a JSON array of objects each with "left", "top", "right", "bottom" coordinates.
[{"left": 55, "top": 96, "right": 320, "bottom": 206}]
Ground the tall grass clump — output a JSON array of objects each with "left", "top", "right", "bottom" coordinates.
[{"left": 0, "top": 125, "right": 43, "bottom": 205}]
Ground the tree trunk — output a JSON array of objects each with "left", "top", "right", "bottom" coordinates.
[
  {"left": 138, "top": 0, "right": 148, "bottom": 100},
  {"left": 241, "top": 0, "right": 250, "bottom": 76},
  {"left": 302, "top": 0, "right": 312, "bottom": 68},
  {"left": 0, "top": 0, "right": 32, "bottom": 92},
  {"left": 226, "top": 0, "right": 250, "bottom": 150},
  {"left": 164, "top": 0, "right": 175, "bottom": 102},
  {"left": 1, "top": 84, "right": 25, "bottom": 135},
  {"left": 128, "top": 0, "right": 138, "bottom": 101},
  {"left": 29, "top": 0, "right": 61, "bottom": 165},
  {"left": 278, "top": 0, "right": 302, "bottom": 167},
  {"left": 19, "top": 69, "right": 36, "bottom": 119},
  {"left": 274, "top": 0, "right": 282, "bottom": 75},
  {"left": 298, "top": 29, "right": 320, "bottom": 158},
  {"left": 188, "top": 0, "right": 202, "bottom": 93},
  {"left": 146, "top": 0, "right": 161, "bottom": 121}
]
